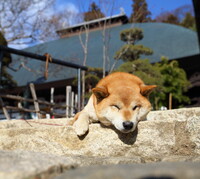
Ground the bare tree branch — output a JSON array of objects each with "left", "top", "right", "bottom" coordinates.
[{"left": 0, "top": 0, "right": 55, "bottom": 47}]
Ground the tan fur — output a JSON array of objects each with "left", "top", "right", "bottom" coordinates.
[{"left": 72, "top": 72, "right": 156, "bottom": 136}]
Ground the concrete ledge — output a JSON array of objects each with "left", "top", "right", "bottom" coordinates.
[
  {"left": 0, "top": 108, "right": 200, "bottom": 161},
  {"left": 55, "top": 162, "right": 200, "bottom": 179},
  {"left": 0, "top": 150, "right": 76, "bottom": 179},
  {"left": 0, "top": 108, "right": 200, "bottom": 178},
  {"left": 147, "top": 107, "right": 200, "bottom": 121}
]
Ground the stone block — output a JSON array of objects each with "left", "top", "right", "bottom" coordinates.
[{"left": 0, "top": 108, "right": 199, "bottom": 161}]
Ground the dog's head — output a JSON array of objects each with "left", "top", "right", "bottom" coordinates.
[{"left": 92, "top": 84, "right": 156, "bottom": 133}]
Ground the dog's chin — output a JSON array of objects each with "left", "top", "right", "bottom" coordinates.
[
  {"left": 113, "top": 124, "right": 134, "bottom": 133},
  {"left": 112, "top": 122, "right": 136, "bottom": 133},
  {"left": 120, "top": 129, "right": 133, "bottom": 133}
]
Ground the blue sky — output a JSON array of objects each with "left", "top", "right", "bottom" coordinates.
[{"left": 55, "top": 0, "right": 193, "bottom": 19}]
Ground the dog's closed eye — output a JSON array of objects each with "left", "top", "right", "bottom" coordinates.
[
  {"left": 111, "top": 105, "right": 121, "bottom": 110},
  {"left": 132, "top": 105, "right": 140, "bottom": 110}
]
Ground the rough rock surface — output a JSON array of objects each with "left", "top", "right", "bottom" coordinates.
[
  {"left": 55, "top": 162, "right": 200, "bottom": 179},
  {"left": 0, "top": 150, "right": 76, "bottom": 179},
  {"left": 0, "top": 108, "right": 200, "bottom": 160},
  {"left": 0, "top": 107, "right": 200, "bottom": 179}
]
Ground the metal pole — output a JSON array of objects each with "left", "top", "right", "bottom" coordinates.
[
  {"left": 0, "top": 45, "right": 88, "bottom": 71},
  {"left": 0, "top": 45, "right": 88, "bottom": 112},
  {"left": 77, "top": 68, "right": 81, "bottom": 112}
]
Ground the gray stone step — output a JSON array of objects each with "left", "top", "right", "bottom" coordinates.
[{"left": 0, "top": 107, "right": 200, "bottom": 179}]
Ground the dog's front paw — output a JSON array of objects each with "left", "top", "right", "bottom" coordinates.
[
  {"left": 73, "top": 117, "right": 89, "bottom": 136},
  {"left": 74, "top": 124, "right": 88, "bottom": 136}
]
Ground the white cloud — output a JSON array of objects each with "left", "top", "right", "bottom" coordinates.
[
  {"left": 3, "top": 0, "right": 81, "bottom": 49},
  {"left": 55, "top": 1, "right": 79, "bottom": 14}
]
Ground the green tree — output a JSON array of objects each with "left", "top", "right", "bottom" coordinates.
[
  {"left": 84, "top": 2, "right": 105, "bottom": 21},
  {"left": 84, "top": 67, "right": 102, "bottom": 92},
  {"left": 114, "top": 28, "right": 153, "bottom": 62},
  {"left": 0, "top": 32, "right": 17, "bottom": 88},
  {"left": 120, "top": 28, "right": 143, "bottom": 44},
  {"left": 130, "top": 0, "right": 151, "bottom": 22},
  {"left": 181, "top": 13, "right": 196, "bottom": 31},
  {"left": 73, "top": 67, "right": 102, "bottom": 100},
  {"left": 162, "top": 14, "right": 179, "bottom": 25},
  {"left": 115, "top": 59, "right": 163, "bottom": 109},
  {"left": 115, "top": 57, "right": 190, "bottom": 109},
  {"left": 155, "top": 57, "right": 190, "bottom": 108},
  {"left": 116, "top": 59, "right": 162, "bottom": 85}
]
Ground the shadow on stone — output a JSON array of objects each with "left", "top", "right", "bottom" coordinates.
[
  {"left": 100, "top": 124, "right": 138, "bottom": 145},
  {"left": 140, "top": 176, "right": 175, "bottom": 179},
  {"left": 78, "top": 130, "right": 89, "bottom": 140},
  {"left": 115, "top": 127, "right": 138, "bottom": 145}
]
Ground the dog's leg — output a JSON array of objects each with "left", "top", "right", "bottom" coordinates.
[{"left": 73, "top": 111, "right": 89, "bottom": 136}]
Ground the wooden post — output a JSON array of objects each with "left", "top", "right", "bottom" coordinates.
[
  {"left": 77, "top": 68, "right": 81, "bottom": 112},
  {"left": 0, "top": 97, "right": 11, "bottom": 120},
  {"left": 81, "top": 70, "right": 85, "bottom": 109},
  {"left": 29, "top": 83, "right": 41, "bottom": 119},
  {"left": 169, "top": 93, "right": 172, "bottom": 110},
  {"left": 66, "top": 86, "right": 72, "bottom": 117},
  {"left": 75, "top": 94, "right": 78, "bottom": 112},
  {"left": 50, "top": 87, "right": 54, "bottom": 115},
  {"left": 50, "top": 87, "right": 54, "bottom": 103},
  {"left": 71, "top": 92, "right": 74, "bottom": 116}
]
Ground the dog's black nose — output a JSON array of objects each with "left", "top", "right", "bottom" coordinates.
[{"left": 123, "top": 121, "right": 134, "bottom": 130}]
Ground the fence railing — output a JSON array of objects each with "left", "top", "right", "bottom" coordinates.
[
  {"left": 0, "top": 45, "right": 88, "bottom": 119},
  {"left": 0, "top": 83, "right": 76, "bottom": 120}
]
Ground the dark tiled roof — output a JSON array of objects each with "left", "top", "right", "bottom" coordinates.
[{"left": 8, "top": 23, "right": 200, "bottom": 87}]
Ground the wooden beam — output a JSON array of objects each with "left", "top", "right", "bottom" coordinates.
[
  {"left": 29, "top": 83, "right": 41, "bottom": 119},
  {"left": 5, "top": 106, "right": 66, "bottom": 118},
  {"left": 0, "top": 97, "right": 11, "bottom": 120},
  {"left": 66, "top": 86, "right": 72, "bottom": 117},
  {"left": 0, "top": 94, "right": 68, "bottom": 108}
]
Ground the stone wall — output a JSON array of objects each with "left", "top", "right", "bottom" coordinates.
[{"left": 0, "top": 107, "right": 200, "bottom": 178}]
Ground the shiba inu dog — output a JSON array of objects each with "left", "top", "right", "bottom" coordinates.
[{"left": 73, "top": 72, "right": 156, "bottom": 136}]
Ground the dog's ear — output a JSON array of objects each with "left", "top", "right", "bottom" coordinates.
[
  {"left": 92, "top": 86, "right": 109, "bottom": 103},
  {"left": 140, "top": 85, "right": 157, "bottom": 97}
]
